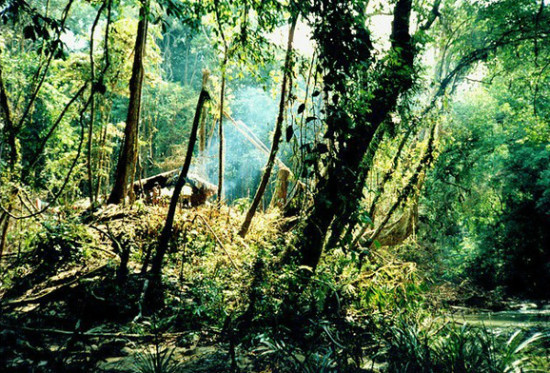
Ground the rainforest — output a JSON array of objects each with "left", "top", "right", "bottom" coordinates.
[{"left": 0, "top": 0, "right": 549, "bottom": 371}]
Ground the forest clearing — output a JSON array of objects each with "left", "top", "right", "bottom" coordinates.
[{"left": 0, "top": 0, "right": 549, "bottom": 371}]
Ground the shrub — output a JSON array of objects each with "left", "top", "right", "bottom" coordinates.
[
  {"left": 382, "top": 319, "right": 547, "bottom": 373},
  {"left": 32, "top": 219, "right": 92, "bottom": 266}
]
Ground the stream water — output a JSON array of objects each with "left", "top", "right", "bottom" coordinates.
[{"left": 448, "top": 303, "right": 550, "bottom": 330}]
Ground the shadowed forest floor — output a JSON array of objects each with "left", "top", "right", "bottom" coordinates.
[{"left": 1, "top": 204, "right": 548, "bottom": 372}]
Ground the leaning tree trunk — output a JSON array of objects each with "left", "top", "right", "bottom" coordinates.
[
  {"left": 107, "top": 0, "right": 149, "bottom": 204},
  {"left": 0, "top": 213, "right": 9, "bottom": 263},
  {"left": 198, "top": 95, "right": 208, "bottom": 176},
  {"left": 289, "top": 0, "right": 415, "bottom": 272},
  {"left": 238, "top": 17, "right": 297, "bottom": 238},
  {"left": 359, "top": 123, "right": 437, "bottom": 250},
  {"left": 149, "top": 71, "right": 211, "bottom": 279}
]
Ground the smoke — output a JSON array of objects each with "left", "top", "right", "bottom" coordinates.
[{"left": 197, "top": 85, "right": 281, "bottom": 203}]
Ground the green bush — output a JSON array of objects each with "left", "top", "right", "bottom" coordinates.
[
  {"left": 32, "top": 220, "right": 92, "bottom": 266},
  {"left": 383, "top": 320, "right": 547, "bottom": 373}
]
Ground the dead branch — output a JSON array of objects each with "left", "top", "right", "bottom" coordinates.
[
  {"left": 2, "top": 264, "right": 108, "bottom": 308},
  {"left": 195, "top": 214, "right": 238, "bottom": 270},
  {"left": 0, "top": 323, "right": 205, "bottom": 339}
]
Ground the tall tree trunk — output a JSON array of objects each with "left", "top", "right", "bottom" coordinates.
[
  {"left": 0, "top": 58, "right": 17, "bottom": 170},
  {"left": 238, "top": 17, "right": 297, "bottom": 238},
  {"left": 289, "top": 0, "right": 415, "bottom": 271},
  {"left": 0, "top": 55, "right": 18, "bottom": 263},
  {"left": 87, "top": 1, "right": 106, "bottom": 206},
  {"left": 150, "top": 71, "right": 210, "bottom": 279},
  {"left": 95, "top": 123, "right": 108, "bottom": 201},
  {"left": 214, "top": 0, "right": 228, "bottom": 206},
  {"left": 107, "top": 0, "right": 149, "bottom": 204},
  {"left": 217, "top": 61, "right": 226, "bottom": 205}
]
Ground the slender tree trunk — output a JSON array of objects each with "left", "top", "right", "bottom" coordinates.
[
  {"left": 238, "top": 17, "right": 297, "bottom": 238},
  {"left": 0, "top": 59, "right": 17, "bottom": 170},
  {"left": 95, "top": 123, "right": 108, "bottom": 201},
  {"left": 107, "top": 0, "right": 149, "bottom": 204},
  {"left": 359, "top": 123, "right": 437, "bottom": 252},
  {"left": 0, "top": 55, "right": 18, "bottom": 262},
  {"left": 198, "top": 98, "right": 208, "bottom": 177},
  {"left": 347, "top": 126, "right": 413, "bottom": 247},
  {"left": 199, "top": 105, "right": 207, "bottom": 153},
  {"left": 86, "top": 2, "right": 106, "bottom": 206},
  {"left": 0, "top": 213, "right": 9, "bottom": 263},
  {"left": 217, "top": 61, "right": 227, "bottom": 206},
  {"left": 87, "top": 93, "right": 96, "bottom": 204},
  {"left": 150, "top": 71, "right": 210, "bottom": 279},
  {"left": 214, "top": 0, "right": 228, "bottom": 206}
]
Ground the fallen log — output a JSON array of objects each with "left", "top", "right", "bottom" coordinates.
[
  {"left": 0, "top": 323, "right": 209, "bottom": 339},
  {"left": 2, "top": 264, "right": 108, "bottom": 308}
]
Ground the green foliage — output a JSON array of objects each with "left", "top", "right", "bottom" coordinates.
[
  {"left": 255, "top": 334, "right": 338, "bottom": 373},
  {"left": 1, "top": 0, "right": 550, "bottom": 372},
  {"left": 383, "top": 320, "right": 548, "bottom": 373},
  {"left": 467, "top": 143, "right": 550, "bottom": 298},
  {"left": 133, "top": 345, "right": 181, "bottom": 373},
  {"left": 422, "top": 80, "right": 550, "bottom": 298},
  {"left": 132, "top": 316, "right": 183, "bottom": 373},
  {"left": 32, "top": 219, "right": 92, "bottom": 265}
]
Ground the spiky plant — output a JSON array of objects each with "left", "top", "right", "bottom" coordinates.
[
  {"left": 383, "top": 319, "right": 547, "bottom": 373},
  {"left": 132, "top": 345, "right": 181, "bottom": 373}
]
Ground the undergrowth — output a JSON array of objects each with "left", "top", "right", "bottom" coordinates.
[{"left": 1, "top": 204, "right": 548, "bottom": 372}]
